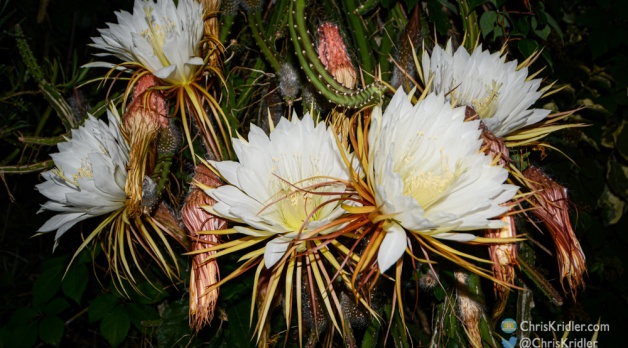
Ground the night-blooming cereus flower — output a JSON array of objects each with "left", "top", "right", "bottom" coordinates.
[
  {"left": 422, "top": 41, "right": 550, "bottom": 137},
  {"left": 205, "top": 115, "right": 353, "bottom": 268},
  {"left": 369, "top": 89, "right": 518, "bottom": 272},
  {"left": 36, "top": 111, "right": 129, "bottom": 249},
  {"left": 86, "top": 0, "right": 204, "bottom": 86}
]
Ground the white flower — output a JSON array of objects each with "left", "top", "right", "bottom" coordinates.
[
  {"left": 37, "top": 111, "right": 129, "bottom": 249},
  {"left": 205, "top": 115, "right": 353, "bottom": 268},
  {"left": 422, "top": 41, "right": 550, "bottom": 137},
  {"left": 86, "top": 0, "right": 204, "bottom": 85},
  {"left": 369, "top": 89, "right": 518, "bottom": 272}
]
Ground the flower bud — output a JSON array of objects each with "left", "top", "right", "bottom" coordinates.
[
  {"left": 182, "top": 163, "right": 227, "bottom": 330},
  {"left": 317, "top": 23, "right": 357, "bottom": 89},
  {"left": 523, "top": 166, "right": 586, "bottom": 299}
]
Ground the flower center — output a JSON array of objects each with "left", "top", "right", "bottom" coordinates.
[
  {"left": 471, "top": 81, "right": 501, "bottom": 119},
  {"left": 393, "top": 135, "right": 460, "bottom": 209},
  {"left": 402, "top": 167, "right": 455, "bottom": 209},
  {"left": 52, "top": 160, "right": 93, "bottom": 188},
  {"left": 282, "top": 190, "right": 319, "bottom": 230}
]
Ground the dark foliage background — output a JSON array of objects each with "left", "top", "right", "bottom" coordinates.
[{"left": 0, "top": 0, "right": 626, "bottom": 346}]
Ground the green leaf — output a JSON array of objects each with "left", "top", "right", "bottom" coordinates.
[
  {"left": 535, "top": 4, "right": 548, "bottom": 27},
  {"left": 125, "top": 302, "right": 160, "bottom": 330},
  {"left": 442, "top": 0, "right": 459, "bottom": 14},
  {"left": 6, "top": 321, "right": 38, "bottom": 348},
  {"left": 545, "top": 11, "right": 564, "bottom": 41},
  {"left": 493, "top": 25, "right": 503, "bottom": 39},
  {"left": 39, "top": 315, "right": 65, "bottom": 347},
  {"left": 534, "top": 24, "right": 551, "bottom": 41},
  {"left": 128, "top": 281, "right": 167, "bottom": 305},
  {"left": 601, "top": 121, "right": 623, "bottom": 149},
  {"left": 44, "top": 298, "right": 70, "bottom": 316},
  {"left": 607, "top": 158, "right": 628, "bottom": 201},
  {"left": 0, "top": 327, "right": 9, "bottom": 347},
  {"left": 616, "top": 122, "right": 628, "bottom": 162},
  {"left": 75, "top": 248, "right": 95, "bottom": 265},
  {"left": 392, "top": 311, "right": 409, "bottom": 348},
  {"left": 541, "top": 50, "right": 554, "bottom": 71},
  {"left": 6, "top": 308, "right": 39, "bottom": 348},
  {"left": 599, "top": 185, "right": 626, "bottom": 226},
  {"left": 8, "top": 307, "right": 37, "bottom": 327},
  {"left": 61, "top": 264, "right": 88, "bottom": 304},
  {"left": 33, "top": 263, "right": 64, "bottom": 307},
  {"left": 517, "top": 39, "right": 540, "bottom": 58},
  {"left": 493, "top": 0, "right": 507, "bottom": 7},
  {"left": 361, "top": 316, "right": 381, "bottom": 348},
  {"left": 100, "top": 306, "right": 131, "bottom": 347},
  {"left": 434, "top": 284, "right": 446, "bottom": 301},
  {"left": 517, "top": 17, "right": 530, "bottom": 36},
  {"left": 155, "top": 299, "right": 196, "bottom": 347},
  {"left": 479, "top": 11, "right": 497, "bottom": 38},
  {"left": 467, "top": 0, "right": 486, "bottom": 12},
  {"left": 427, "top": 1, "right": 450, "bottom": 36},
  {"left": 88, "top": 294, "right": 119, "bottom": 323},
  {"left": 224, "top": 295, "right": 253, "bottom": 348}
]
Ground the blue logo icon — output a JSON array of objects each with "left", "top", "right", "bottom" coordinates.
[
  {"left": 500, "top": 336, "right": 517, "bottom": 348},
  {"left": 501, "top": 318, "right": 517, "bottom": 334}
]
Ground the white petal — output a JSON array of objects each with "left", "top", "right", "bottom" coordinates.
[
  {"left": 186, "top": 57, "right": 204, "bottom": 65},
  {"left": 38, "top": 212, "right": 87, "bottom": 233},
  {"left": 377, "top": 223, "right": 407, "bottom": 273},
  {"left": 209, "top": 160, "right": 241, "bottom": 187},
  {"left": 432, "top": 232, "right": 477, "bottom": 242},
  {"left": 153, "top": 65, "right": 177, "bottom": 79},
  {"left": 264, "top": 237, "right": 291, "bottom": 268}
]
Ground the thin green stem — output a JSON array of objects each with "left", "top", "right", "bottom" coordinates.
[
  {"left": 459, "top": 0, "right": 480, "bottom": 51},
  {"left": 248, "top": 11, "right": 281, "bottom": 73},
  {"left": 342, "top": 0, "right": 375, "bottom": 84},
  {"left": 0, "top": 160, "right": 54, "bottom": 174}
]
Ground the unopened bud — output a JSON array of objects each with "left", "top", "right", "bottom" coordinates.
[{"left": 317, "top": 23, "right": 357, "bottom": 89}]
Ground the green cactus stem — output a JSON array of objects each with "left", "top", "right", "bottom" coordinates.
[
  {"left": 353, "top": 0, "right": 379, "bottom": 15},
  {"left": 15, "top": 25, "right": 77, "bottom": 131},
  {"left": 459, "top": 0, "right": 480, "bottom": 51},
  {"left": 0, "top": 160, "right": 54, "bottom": 174},
  {"left": 248, "top": 10, "right": 282, "bottom": 73},
  {"left": 341, "top": 0, "right": 375, "bottom": 83},
  {"left": 288, "top": 0, "right": 385, "bottom": 108}
]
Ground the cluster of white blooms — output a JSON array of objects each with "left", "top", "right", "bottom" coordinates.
[
  {"left": 38, "top": 0, "right": 549, "bottom": 276},
  {"left": 202, "top": 42, "right": 548, "bottom": 272}
]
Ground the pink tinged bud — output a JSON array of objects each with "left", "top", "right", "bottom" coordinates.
[
  {"left": 129, "top": 74, "right": 169, "bottom": 130},
  {"left": 317, "top": 22, "right": 357, "bottom": 89},
  {"left": 182, "top": 164, "right": 228, "bottom": 331},
  {"left": 523, "top": 166, "right": 586, "bottom": 299}
]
